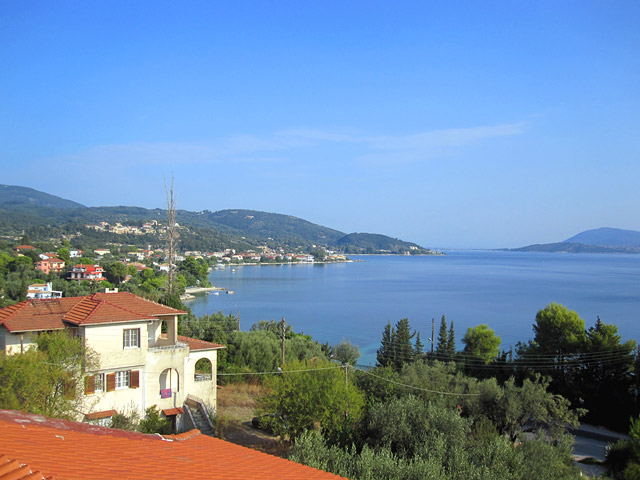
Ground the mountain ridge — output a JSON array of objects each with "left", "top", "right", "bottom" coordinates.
[
  {"left": 0, "top": 185, "right": 432, "bottom": 254},
  {"left": 513, "top": 227, "right": 640, "bottom": 254}
]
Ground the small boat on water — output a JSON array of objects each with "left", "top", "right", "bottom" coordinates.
[
  {"left": 209, "top": 291, "right": 220, "bottom": 296},
  {"left": 226, "top": 290, "right": 235, "bottom": 295}
]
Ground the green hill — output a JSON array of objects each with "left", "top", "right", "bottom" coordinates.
[
  {"left": 0, "top": 185, "right": 433, "bottom": 254},
  {"left": 0, "top": 185, "right": 86, "bottom": 209}
]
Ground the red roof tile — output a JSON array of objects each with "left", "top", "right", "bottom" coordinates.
[
  {"left": 177, "top": 335, "right": 225, "bottom": 351},
  {"left": 162, "top": 407, "right": 184, "bottom": 416},
  {"left": 0, "top": 455, "right": 51, "bottom": 480},
  {"left": 85, "top": 410, "right": 117, "bottom": 420},
  {"left": 0, "top": 410, "right": 346, "bottom": 480},
  {"left": 0, "top": 293, "right": 185, "bottom": 333}
]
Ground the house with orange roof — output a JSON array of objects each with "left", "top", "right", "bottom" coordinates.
[
  {"left": 67, "top": 263, "right": 105, "bottom": 281},
  {"left": 0, "top": 409, "right": 346, "bottom": 480},
  {"left": 35, "top": 257, "right": 65, "bottom": 275},
  {"left": 0, "top": 292, "right": 224, "bottom": 429},
  {"left": 14, "top": 245, "right": 35, "bottom": 253}
]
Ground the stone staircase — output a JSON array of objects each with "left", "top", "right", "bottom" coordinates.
[
  {"left": 189, "top": 407, "right": 215, "bottom": 436},
  {"left": 184, "top": 395, "right": 215, "bottom": 436}
]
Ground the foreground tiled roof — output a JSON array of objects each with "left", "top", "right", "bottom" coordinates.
[
  {"left": 0, "top": 293, "right": 185, "bottom": 333},
  {"left": 0, "top": 410, "right": 346, "bottom": 480},
  {"left": 0, "top": 455, "right": 51, "bottom": 480},
  {"left": 178, "top": 335, "right": 225, "bottom": 351}
]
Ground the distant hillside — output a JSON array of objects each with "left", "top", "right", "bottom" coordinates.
[
  {"left": 513, "top": 227, "right": 640, "bottom": 254},
  {"left": 564, "top": 228, "right": 640, "bottom": 247},
  {"left": 336, "top": 232, "right": 429, "bottom": 254},
  {"left": 0, "top": 185, "right": 86, "bottom": 209},
  {"left": 0, "top": 185, "right": 433, "bottom": 254}
]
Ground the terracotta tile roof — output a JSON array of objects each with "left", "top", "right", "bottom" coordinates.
[
  {"left": 177, "top": 335, "right": 225, "bottom": 351},
  {"left": 0, "top": 455, "right": 51, "bottom": 480},
  {"left": 0, "top": 410, "right": 347, "bottom": 480},
  {"left": 0, "top": 293, "right": 185, "bottom": 333},
  {"left": 84, "top": 409, "right": 117, "bottom": 420},
  {"left": 162, "top": 407, "right": 184, "bottom": 416}
]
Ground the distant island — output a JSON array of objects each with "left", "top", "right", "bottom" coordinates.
[
  {"left": 0, "top": 185, "right": 440, "bottom": 256},
  {"left": 511, "top": 227, "right": 640, "bottom": 254}
]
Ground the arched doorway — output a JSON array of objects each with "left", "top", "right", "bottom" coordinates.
[{"left": 159, "top": 368, "right": 179, "bottom": 397}]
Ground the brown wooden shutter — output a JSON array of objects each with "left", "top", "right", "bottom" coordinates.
[
  {"left": 85, "top": 375, "right": 95, "bottom": 394},
  {"left": 130, "top": 370, "right": 139, "bottom": 389},
  {"left": 106, "top": 373, "right": 116, "bottom": 392}
]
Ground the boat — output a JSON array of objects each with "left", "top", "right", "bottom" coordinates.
[{"left": 226, "top": 290, "right": 235, "bottom": 295}]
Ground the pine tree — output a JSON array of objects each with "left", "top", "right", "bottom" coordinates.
[
  {"left": 376, "top": 321, "right": 393, "bottom": 368},
  {"left": 414, "top": 331, "right": 424, "bottom": 356},
  {"left": 436, "top": 315, "right": 448, "bottom": 354},
  {"left": 394, "top": 318, "right": 415, "bottom": 368},
  {"left": 446, "top": 320, "right": 456, "bottom": 357}
]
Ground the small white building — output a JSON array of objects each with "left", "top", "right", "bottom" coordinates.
[{"left": 26, "top": 282, "right": 62, "bottom": 299}]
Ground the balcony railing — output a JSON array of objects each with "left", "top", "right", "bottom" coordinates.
[
  {"left": 194, "top": 373, "right": 212, "bottom": 382},
  {"left": 148, "top": 341, "right": 188, "bottom": 352}
]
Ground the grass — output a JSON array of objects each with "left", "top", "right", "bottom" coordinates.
[
  {"left": 215, "top": 380, "right": 287, "bottom": 456},
  {"left": 217, "top": 380, "right": 265, "bottom": 423}
]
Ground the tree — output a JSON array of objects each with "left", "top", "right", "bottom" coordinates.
[
  {"left": 462, "top": 324, "right": 501, "bottom": 364},
  {"left": 436, "top": 315, "right": 448, "bottom": 355},
  {"left": 376, "top": 319, "right": 420, "bottom": 370},
  {"left": 532, "top": 303, "right": 586, "bottom": 356},
  {"left": 376, "top": 321, "right": 394, "bottom": 368},
  {"left": 259, "top": 359, "right": 365, "bottom": 440},
  {"left": 0, "top": 331, "right": 98, "bottom": 419},
  {"left": 106, "top": 262, "right": 127, "bottom": 284},
  {"left": 577, "top": 317, "right": 636, "bottom": 429},
  {"left": 56, "top": 247, "right": 70, "bottom": 263},
  {"left": 446, "top": 319, "right": 456, "bottom": 357},
  {"left": 333, "top": 340, "right": 360, "bottom": 365}
]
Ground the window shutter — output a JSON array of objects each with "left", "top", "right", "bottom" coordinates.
[
  {"left": 85, "top": 375, "right": 95, "bottom": 394},
  {"left": 106, "top": 373, "right": 116, "bottom": 392},
  {"left": 130, "top": 370, "right": 140, "bottom": 389}
]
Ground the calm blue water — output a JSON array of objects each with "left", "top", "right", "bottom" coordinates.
[{"left": 187, "top": 251, "right": 640, "bottom": 365}]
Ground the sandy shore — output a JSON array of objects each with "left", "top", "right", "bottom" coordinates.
[{"left": 184, "top": 286, "right": 225, "bottom": 294}]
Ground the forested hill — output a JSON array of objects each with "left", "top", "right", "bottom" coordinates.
[
  {"left": 0, "top": 185, "right": 433, "bottom": 254},
  {"left": 564, "top": 227, "right": 640, "bottom": 247},
  {"left": 0, "top": 185, "right": 86, "bottom": 209},
  {"left": 512, "top": 227, "right": 640, "bottom": 254}
]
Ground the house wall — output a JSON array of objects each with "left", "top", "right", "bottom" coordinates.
[
  {"left": 0, "top": 329, "right": 38, "bottom": 355},
  {"left": 83, "top": 322, "right": 148, "bottom": 370},
  {"left": 184, "top": 350, "right": 218, "bottom": 412}
]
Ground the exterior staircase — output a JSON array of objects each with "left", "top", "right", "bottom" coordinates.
[{"left": 184, "top": 395, "right": 215, "bottom": 436}]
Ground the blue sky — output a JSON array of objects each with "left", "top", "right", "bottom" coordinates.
[{"left": 1, "top": 1, "right": 639, "bottom": 248}]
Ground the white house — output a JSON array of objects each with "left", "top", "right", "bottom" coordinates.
[
  {"left": 0, "top": 292, "right": 224, "bottom": 429},
  {"left": 26, "top": 282, "right": 62, "bottom": 299}
]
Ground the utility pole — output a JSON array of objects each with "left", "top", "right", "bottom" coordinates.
[
  {"left": 164, "top": 175, "right": 178, "bottom": 299},
  {"left": 237, "top": 312, "right": 240, "bottom": 331},
  {"left": 281, "top": 317, "right": 286, "bottom": 367}
]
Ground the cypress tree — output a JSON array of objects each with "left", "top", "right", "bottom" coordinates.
[
  {"left": 414, "top": 331, "right": 424, "bottom": 356},
  {"left": 446, "top": 320, "right": 456, "bottom": 357},
  {"left": 436, "top": 315, "right": 448, "bottom": 355},
  {"left": 394, "top": 318, "right": 415, "bottom": 368},
  {"left": 376, "top": 321, "right": 393, "bottom": 368}
]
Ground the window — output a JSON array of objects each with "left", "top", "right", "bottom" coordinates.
[
  {"left": 123, "top": 328, "right": 140, "bottom": 348},
  {"left": 95, "top": 373, "right": 104, "bottom": 392},
  {"left": 115, "top": 370, "right": 130, "bottom": 389}
]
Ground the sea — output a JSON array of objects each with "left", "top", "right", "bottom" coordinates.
[{"left": 186, "top": 251, "right": 640, "bottom": 365}]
